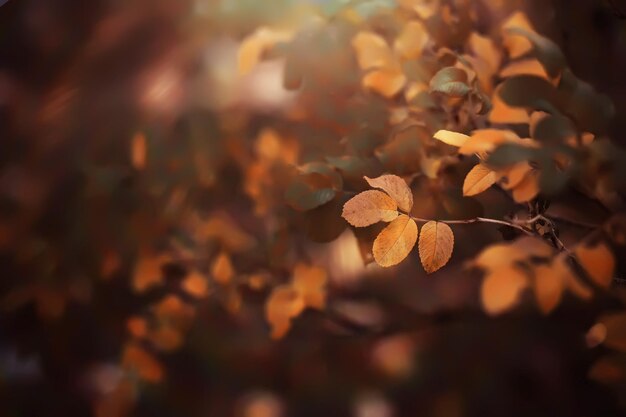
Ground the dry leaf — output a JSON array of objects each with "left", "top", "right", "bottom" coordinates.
[
  {"left": 575, "top": 242, "right": 615, "bottom": 288},
  {"left": 373, "top": 214, "right": 418, "bottom": 267},
  {"left": 364, "top": 174, "right": 414, "bottom": 212},
  {"left": 342, "top": 190, "right": 399, "bottom": 227},
  {"left": 418, "top": 221, "right": 454, "bottom": 273},
  {"left": 481, "top": 266, "right": 529, "bottom": 315},
  {"left": 433, "top": 130, "right": 469, "bottom": 147},
  {"left": 463, "top": 164, "right": 497, "bottom": 196}
]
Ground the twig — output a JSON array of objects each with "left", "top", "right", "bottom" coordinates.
[{"left": 410, "top": 215, "right": 535, "bottom": 236}]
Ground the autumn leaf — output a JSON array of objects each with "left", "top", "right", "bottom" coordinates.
[
  {"left": 394, "top": 20, "right": 429, "bottom": 60},
  {"left": 181, "top": 270, "right": 209, "bottom": 298},
  {"left": 342, "top": 190, "right": 399, "bottom": 227},
  {"left": 132, "top": 253, "right": 169, "bottom": 293},
  {"left": 512, "top": 170, "right": 540, "bottom": 203},
  {"left": 292, "top": 264, "right": 327, "bottom": 309},
  {"left": 433, "top": 130, "right": 469, "bottom": 147},
  {"left": 481, "top": 266, "right": 529, "bottom": 315},
  {"left": 211, "top": 252, "right": 234, "bottom": 285},
  {"left": 362, "top": 68, "right": 407, "bottom": 98},
  {"left": 122, "top": 343, "right": 163, "bottom": 383},
  {"left": 463, "top": 164, "right": 497, "bottom": 197},
  {"left": 373, "top": 214, "right": 418, "bottom": 267},
  {"left": 533, "top": 264, "right": 565, "bottom": 314},
  {"left": 364, "top": 174, "right": 414, "bottom": 212},
  {"left": 418, "top": 221, "right": 454, "bottom": 273},
  {"left": 265, "top": 285, "right": 305, "bottom": 339},
  {"left": 575, "top": 242, "right": 615, "bottom": 288},
  {"left": 352, "top": 31, "right": 395, "bottom": 70}
]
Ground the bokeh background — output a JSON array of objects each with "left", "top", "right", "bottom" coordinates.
[{"left": 1, "top": 1, "right": 626, "bottom": 416}]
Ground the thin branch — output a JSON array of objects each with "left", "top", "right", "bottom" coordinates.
[{"left": 410, "top": 215, "right": 535, "bottom": 236}]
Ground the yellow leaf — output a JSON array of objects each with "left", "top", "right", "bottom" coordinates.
[
  {"left": 362, "top": 68, "right": 406, "bottom": 98},
  {"left": 418, "top": 221, "right": 454, "bottom": 273},
  {"left": 481, "top": 266, "right": 529, "bottom": 315},
  {"left": 211, "top": 252, "right": 234, "bottom": 285},
  {"left": 373, "top": 214, "right": 418, "bottom": 267},
  {"left": 342, "top": 190, "right": 399, "bottom": 227},
  {"left": 265, "top": 285, "right": 305, "bottom": 339},
  {"left": 292, "top": 264, "right": 327, "bottom": 309},
  {"left": 575, "top": 242, "right": 615, "bottom": 288},
  {"left": 433, "top": 130, "right": 469, "bottom": 147},
  {"left": 394, "top": 20, "right": 429, "bottom": 60},
  {"left": 131, "top": 132, "right": 147, "bottom": 170},
  {"left": 352, "top": 31, "right": 395, "bottom": 70},
  {"left": 512, "top": 170, "right": 540, "bottom": 203},
  {"left": 364, "top": 174, "right": 414, "bottom": 212},
  {"left": 533, "top": 264, "right": 565, "bottom": 314},
  {"left": 463, "top": 164, "right": 497, "bottom": 196}
]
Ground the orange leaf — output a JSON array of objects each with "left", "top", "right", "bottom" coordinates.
[
  {"left": 463, "top": 164, "right": 497, "bottom": 197},
  {"left": 181, "top": 270, "right": 209, "bottom": 298},
  {"left": 418, "top": 221, "right": 454, "bottom": 273},
  {"left": 373, "top": 214, "right": 418, "bottom": 267},
  {"left": 481, "top": 266, "right": 529, "bottom": 315},
  {"left": 362, "top": 68, "right": 406, "bottom": 98},
  {"left": 265, "top": 285, "right": 305, "bottom": 339},
  {"left": 575, "top": 242, "right": 615, "bottom": 288},
  {"left": 342, "top": 190, "right": 399, "bottom": 227},
  {"left": 533, "top": 264, "right": 565, "bottom": 314},
  {"left": 211, "top": 252, "right": 235, "bottom": 285},
  {"left": 352, "top": 31, "right": 395, "bottom": 70},
  {"left": 394, "top": 21, "right": 429, "bottom": 60},
  {"left": 122, "top": 344, "right": 163, "bottom": 383},
  {"left": 292, "top": 264, "right": 327, "bottom": 309},
  {"left": 364, "top": 174, "right": 414, "bottom": 212},
  {"left": 512, "top": 170, "right": 540, "bottom": 203}
]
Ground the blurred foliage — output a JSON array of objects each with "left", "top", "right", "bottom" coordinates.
[{"left": 1, "top": 0, "right": 626, "bottom": 416}]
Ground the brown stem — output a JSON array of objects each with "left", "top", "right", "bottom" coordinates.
[{"left": 410, "top": 215, "right": 535, "bottom": 236}]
